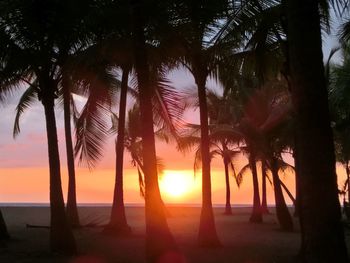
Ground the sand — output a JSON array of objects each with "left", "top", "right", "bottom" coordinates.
[{"left": 0, "top": 206, "right": 348, "bottom": 263}]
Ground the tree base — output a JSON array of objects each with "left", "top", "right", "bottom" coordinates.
[{"left": 198, "top": 207, "right": 222, "bottom": 248}]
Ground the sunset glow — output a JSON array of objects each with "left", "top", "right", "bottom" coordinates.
[{"left": 159, "top": 170, "right": 195, "bottom": 198}]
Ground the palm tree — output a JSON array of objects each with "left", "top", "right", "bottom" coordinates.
[
  {"left": 107, "top": 67, "right": 132, "bottom": 235},
  {"left": 0, "top": 82, "right": 10, "bottom": 243},
  {"left": 9, "top": 0, "right": 113, "bottom": 229},
  {"left": 261, "top": 159, "right": 269, "bottom": 213},
  {"left": 285, "top": 0, "right": 348, "bottom": 260},
  {"left": 178, "top": 89, "right": 241, "bottom": 215},
  {"left": 72, "top": 0, "right": 185, "bottom": 235},
  {"left": 239, "top": 83, "right": 294, "bottom": 230},
  {"left": 129, "top": 1, "right": 181, "bottom": 262},
  {"left": 0, "top": 0, "right": 77, "bottom": 254},
  {"left": 166, "top": 0, "right": 233, "bottom": 247},
  {"left": 329, "top": 43, "right": 350, "bottom": 210},
  {"left": 178, "top": 123, "right": 241, "bottom": 215},
  {"left": 55, "top": 1, "right": 99, "bottom": 227},
  {"left": 62, "top": 74, "right": 80, "bottom": 227},
  {"left": 113, "top": 104, "right": 169, "bottom": 200}
]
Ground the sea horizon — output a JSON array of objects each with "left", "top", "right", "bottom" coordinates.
[{"left": 0, "top": 202, "right": 289, "bottom": 208}]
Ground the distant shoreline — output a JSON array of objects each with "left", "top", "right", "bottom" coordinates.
[{"left": 0, "top": 202, "right": 290, "bottom": 208}]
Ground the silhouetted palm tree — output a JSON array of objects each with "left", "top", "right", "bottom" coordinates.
[
  {"left": 178, "top": 89, "right": 241, "bottom": 215},
  {"left": 0, "top": 0, "right": 78, "bottom": 254},
  {"left": 239, "top": 84, "right": 294, "bottom": 230},
  {"left": 166, "top": 0, "right": 233, "bottom": 247},
  {"left": 285, "top": 0, "right": 348, "bottom": 260},
  {"left": 261, "top": 159, "right": 269, "bottom": 213},
  {"left": 329, "top": 44, "right": 350, "bottom": 207},
  {"left": 129, "top": 1, "right": 182, "bottom": 261}
]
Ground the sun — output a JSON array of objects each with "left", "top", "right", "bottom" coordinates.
[{"left": 159, "top": 171, "right": 194, "bottom": 198}]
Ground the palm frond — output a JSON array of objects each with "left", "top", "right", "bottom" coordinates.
[
  {"left": 193, "top": 146, "right": 202, "bottom": 177},
  {"left": 265, "top": 170, "right": 273, "bottom": 186},
  {"left": 329, "top": 0, "right": 350, "bottom": 16},
  {"left": 74, "top": 89, "right": 111, "bottom": 169},
  {"left": 230, "top": 161, "right": 242, "bottom": 187},
  {"left": 151, "top": 68, "right": 186, "bottom": 139},
  {"left": 176, "top": 135, "right": 201, "bottom": 153},
  {"left": 277, "top": 159, "right": 295, "bottom": 176},
  {"left": 157, "top": 157, "right": 165, "bottom": 178},
  {"left": 13, "top": 84, "right": 38, "bottom": 138},
  {"left": 236, "top": 163, "right": 251, "bottom": 186},
  {"left": 137, "top": 166, "right": 145, "bottom": 198},
  {"left": 109, "top": 111, "right": 119, "bottom": 134}
]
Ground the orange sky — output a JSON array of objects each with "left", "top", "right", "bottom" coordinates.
[{"left": 0, "top": 70, "right": 348, "bottom": 205}]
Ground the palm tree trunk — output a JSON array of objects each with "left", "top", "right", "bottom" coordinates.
[
  {"left": 346, "top": 163, "right": 350, "bottom": 203},
  {"left": 270, "top": 156, "right": 293, "bottom": 231},
  {"left": 106, "top": 67, "right": 131, "bottom": 235},
  {"left": 62, "top": 75, "right": 80, "bottom": 228},
  {"left": 130, "top": 2, "right": 179, "bottom": 262},
  {"left": 223, "top": 157, "right": 232, "bottom": 215},
  {"left": 194, "top": 61, "right": 221, "bottom": 247},
  {"left": 261, "top": 160, "right": 269, "bottom": 214},
  {"left": 42, "top": 81, "right": 76, "bottom": 255},
  {"left": 0, "top": 208, "right": 9, "bottom": 240},
  {"left": 279, "top": 180, "right": 296, "bottom": 207},
  {"left": 133, "top": 154, "right": 171, "bottom": 217},
  {"left": 286, "top": 1, "right": 348, "bottom": 261},
  {"left": 248, "top": 149, "right": 262, "bottom": 223},
  {"left": 293, "top": 137, "right": 300, "bottom": 217}
]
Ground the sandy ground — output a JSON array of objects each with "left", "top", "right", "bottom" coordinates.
[{"left": 0, "top": 206, "right": 349, "bottom": 263}]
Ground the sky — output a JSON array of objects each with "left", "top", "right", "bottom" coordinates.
[{"left": 0, "top": 13, "right": 348, "bottom": 205}]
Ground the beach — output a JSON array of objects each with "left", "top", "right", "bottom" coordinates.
[{"left": 0, "top": 205, "right": 336, "bottom": 263}]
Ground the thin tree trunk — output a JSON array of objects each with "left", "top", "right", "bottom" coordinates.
[
  {"left": 293, "top": 136, "right": 300, "bottom": 217},
  {"left": 223, "top": 157, "right": 232, "bottom": 215},
  {"left": 279, "top": 179, "right": 296, "bottom": 207},
  {"left": 130, "top": 2, "right": 180, "bottom": 262},
  {"left": 194, "top": 61, "right": 221, "bottom": 247},
  {"left": 346, "top": 163, "right": 350, "bottom": 203},
  {"left": 62, "top": 75, "right": 80, "bottom": 227},
  {"left": 261, "top": 160, "right": 269, "bottom": 214},
  {"left": 42, "top": 78, "right": 76, "bottom": 255},
  {"left": 270, "top": 156, "right": 293, "bottom": 231},
  {"left": 0, "top": 209, "right": 9, "bottom": 241},
  {"left": 248, "top": 149, "right": 262, "bottom": 223},
  {"left": 286, "top": 1, "right": 348, "bottom": 261},
  {"left": 105, "top": 67, "right": 131, "bottom": 235}
]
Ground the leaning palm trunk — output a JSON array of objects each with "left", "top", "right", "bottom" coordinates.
[
  {"left": 286, "top": 0, "right": 348, "bottom": 261},
  {"left": 194, "top": 59, "right": 221, "bottom": 247},
  {"left": 41, "top": 80, "right": 76, "bottom": 255},
  {"left": 130, "top": 2, "right": 179, "bottom": 262},
  {"left": 0, "top": 209, "right": 9, "bottom": 240},
  {"left": 261, "top": 160, "right": 269, "bottom": 214},
  {"left": 270, "top": 157, "right": 293, "bottom": 231},
  {"left": 106, "top": 67, "right": 131, "bottom": 235},
  {"left": 62, "top": 76, "right": 80, "bottom": 227},
  {"left": 248, "top": 149, "right": 262, "bottom": 223},
  {"left": 223, "top": 157, "right": 232, "bottom": 215}
]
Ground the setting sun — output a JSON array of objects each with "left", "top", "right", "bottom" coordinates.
[{"left": 159, "top": 171, "right": 195, "bottom": 198}]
